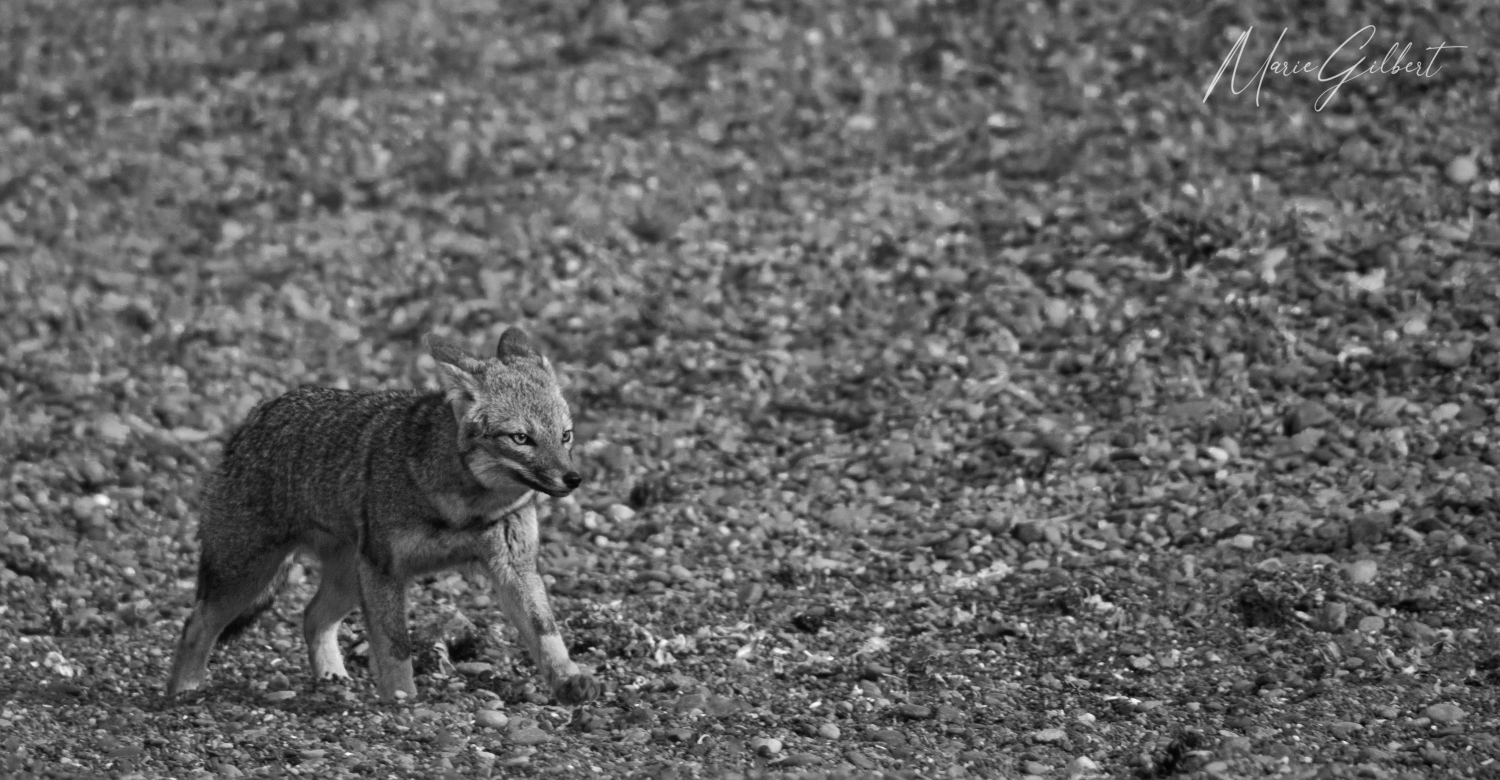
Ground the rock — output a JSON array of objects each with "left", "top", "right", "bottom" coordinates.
[
  {"left": 868, "top": 729, "right": 906, "bottom": 745},
  {"left": 1433, "top": 342, "right": 1473, "bottom": 370},
  {"left": 1030, "top": 728, "right": 1067, "bottom": 743},
  {"left": 476, "top": 710, "right": 509, "bottom": 730},
  {"left": 780, "top": 752, "right": 822, "bottom": 767},
  {"left": 508, "top": 727, "right": 551, "bottom": 746},
  {"left": 1313, "top": 602, "right": 1347, "bottom": 633},
  {"left": 1329, "top": 721, "right": 1362, "bottom": 738},
  {"left": 1072, "top": 756, "right": 1100, "bottom": 773},
  {"left": 894, "top": 703, "right": 932, "bottom": 720},
  {"left": 845, "top": 750, "right": 876, "bottom": 770},
  {"left": 1014, "top": 521, "right": 1046, "bottom": 544},
  {"left": 1424, "top": 703, "right": 1465, "bottom": 724},
  {"left": 817, "top": 723, "right": 841, "bottom": 740},
  {"left": 1286, "top": 401, "right": 1335, "bottom": 433},
  {"left": 1447, "top": 154, "right": 1479, "bottom": 184},
  {"left": 1347, "top": 560, "right": 1378, "bottom": 584},
  {"left": 1348, "top": 513, "right": 1391, "bottom": 546},
  {"left": 749, "top": 737, "right": 782, "bottom": 756},
  {"left": 1357, "top": 616, "right": 1385, "bottom": 633},
  {"left": 455, "top": 662, "right": 493, "bottom": 676},
  {"left": 605, "top": 504, "right": 636, "bottom": 522}
]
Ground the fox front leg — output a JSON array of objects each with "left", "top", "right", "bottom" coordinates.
[
  {"left": 486, "top": 508, "right": 599, "bottom": 705},
  {"left": 356, "top": 557, "right": 417, "bottom": 700}
]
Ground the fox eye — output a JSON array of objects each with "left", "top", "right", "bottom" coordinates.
[
  {"left": 509, "top": 433, "right": 532, "bottom": 446},
  {"left": 561, "top": 430, "right": 573, "bottom": 445}
]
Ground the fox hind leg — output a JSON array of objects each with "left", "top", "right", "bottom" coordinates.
[
  {"left": 304, "top": 548, "right": 359, "bottom": 683},
  {"left": 167, "top": 545, "right": 293, "bottom": 696}
]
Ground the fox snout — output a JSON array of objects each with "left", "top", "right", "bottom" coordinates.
[{"left": 535, "top": 467, "right": 582, "bottom": 497}]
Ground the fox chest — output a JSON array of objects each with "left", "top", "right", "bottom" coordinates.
[{"left": 387, "top": 492, "right": 540, "bottom": 578}]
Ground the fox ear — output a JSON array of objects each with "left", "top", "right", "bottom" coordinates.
[
  {"left": 425, "top": 334, "right": 483, "bottom": 407},
  {"left": 496, "top": 327, "right": 536, "bottom": 362}
]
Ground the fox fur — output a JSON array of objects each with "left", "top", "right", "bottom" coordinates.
[{"left": 165, "top": 328, "right": 599, "bottom": 705}]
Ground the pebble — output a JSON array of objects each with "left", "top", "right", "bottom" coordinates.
[
  {"left": 845, "top": 750, "right": 876, "bottom": 770},
  {"left": 1357, "top": 616, "right": 1385, "bottom": 633},
  {"left": 817, "top": 723, "right": 841, "bottom": 739},
  {"left": 1433, "top": 341, "right": 1473, "bottom": 370},
  {"left": 455, "top": 662, "right": 493, "bottom": 676},
  {"left": 1347, "top": 560, "right": 1378, "bottom": 584},
  {"left": 1447, "top": 154, "right": 1479, "bottom": 184},
  {"left": 264, "top": 690, "right": 296, "bottom": 702},
  {"left": 749, "top": 737, "right": 782, "bottom": 756},
  {"left": 1023, "top": 760, "right": 1051, "bottom": 775},
  {"left": 1072, "top": 756, "right": 1100, "bottom": 773},
  {"left": 780, "top": 752, "right": 822, "bottom": 767},
  {"left": 605, "top": 504, "right": 636, "bottom": 522},
  {"left": 894, "top": 703, "right": 932, "bottom": 720},
  {"left": 1424, "top": 703, "right": 1465, "bottom": 724},
  {"left": 476, "top": 710, "right": 508, "bottom": 730},
  {"left": 1030, "top": 728, "right": 1067, "bottom": 743},
  {"left": 868, "top": 729, "right": 906, "bottom": 745},
  {"left": 1329, "top": 721, "right": 1363, "bottom": 738},
  {"left": 508, "top": 727, "right": 551, "bottom": 746}
]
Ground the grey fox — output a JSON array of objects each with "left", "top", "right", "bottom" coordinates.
[{"left": 166, "top": 328, "right": 599, "bottom": 705}]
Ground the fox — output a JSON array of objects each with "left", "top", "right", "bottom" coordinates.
[{"left": 165, "top": 328, "right": 600, "bottom": 705}]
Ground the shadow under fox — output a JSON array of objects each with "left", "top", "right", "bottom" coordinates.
[{"left": 167, "top": 328, "right": 599, "bottom": 704}]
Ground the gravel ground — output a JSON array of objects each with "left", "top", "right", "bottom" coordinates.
[{"left": 1, "top": 1, "right": 1499, "bottom": 778}]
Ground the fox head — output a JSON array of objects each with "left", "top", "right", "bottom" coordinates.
[{"left": 428, "top": 328, "right": 581, "bottom": 498}]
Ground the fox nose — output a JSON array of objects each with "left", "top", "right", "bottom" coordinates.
[{"left": 562, "top": 471, "right": 582, "bottom": 490}]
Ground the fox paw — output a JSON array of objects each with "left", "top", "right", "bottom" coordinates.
[{"left": 553, "top": 673, "right": 600, "bottom": 706}]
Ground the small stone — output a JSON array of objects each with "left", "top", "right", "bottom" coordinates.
[
  {"left": 1329, "top": 721, "right": 1363, "bottom": 738},
  {"left": 298, "top": 749, "right": 325, "bottom": 760},
  {"left": 1313, "top": 602, "right": 1348, "bottom": 633},
  {"left": 1433, "top": 341, "right": 1473, "bottom": 370},
  {"left": 749, "top": 737, "right": 782, "bottom": 756},
  {"left": 1347, "top": 560, "right": 1378, "bottom": 584},
  {"left": 934, "top": 704, "right": 965, "bottom": 723},
  {"left": 1357, "top": 615, "right": 1385, "bottom": 633},
  {"left": 264, "top": 690, "right": 296, "bottom": 702},
  {"left": 1230, "top": 534, "right": 1256, "bottom": 551},
  {"left": 780, "top": 752, "right": 822, "bottom": 767},
  {"left": 620, "top": 728, "right": 651, "bottom": 745},
  {"left": 868, "top": 729, "right": 906, "bottom": 745},
  {"left": 455, "top": 662, "right": 493, "bottom": 676},
  {"left": 1023, "top": 760, "right": 1051, "bottom": 775},
  {"left": 1287, "top": 401, "right": 1335, "bottom": 433},
  {"left": 817, "top": 723, "right": 841, "bottom": 740},
  {"left": 1348, "top": 513, "right": 1392, "bottom": 546},
  {"left": 845, "top": 750, "right": 876, "bottom": 770},
  {"left": 885, "top": 440, "right": 917, "bottom": 467},
  {"left": 1072, "top": 756, "right": 1100, "bottom": 773},
  {"left": 1030, "top": 728, "right": 1067, "bottom": 744},
  {"left": 1424, "top": 703, "right": 1465, "bottom": 724},
  {"left": 508, "top": 727, "right": 551, "bottom": 746},
  {"left": 894, "top": 703, "right": 932, "bottom": 720},
  {"left": 1447, "top": 154, "right": 1479, "bottom": 184},
  {"left": 476, "top": 710, "right": 509, "bottom": 730},
  {"left": 606, "top": 504, "right": 636, "bottom": 522}
]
